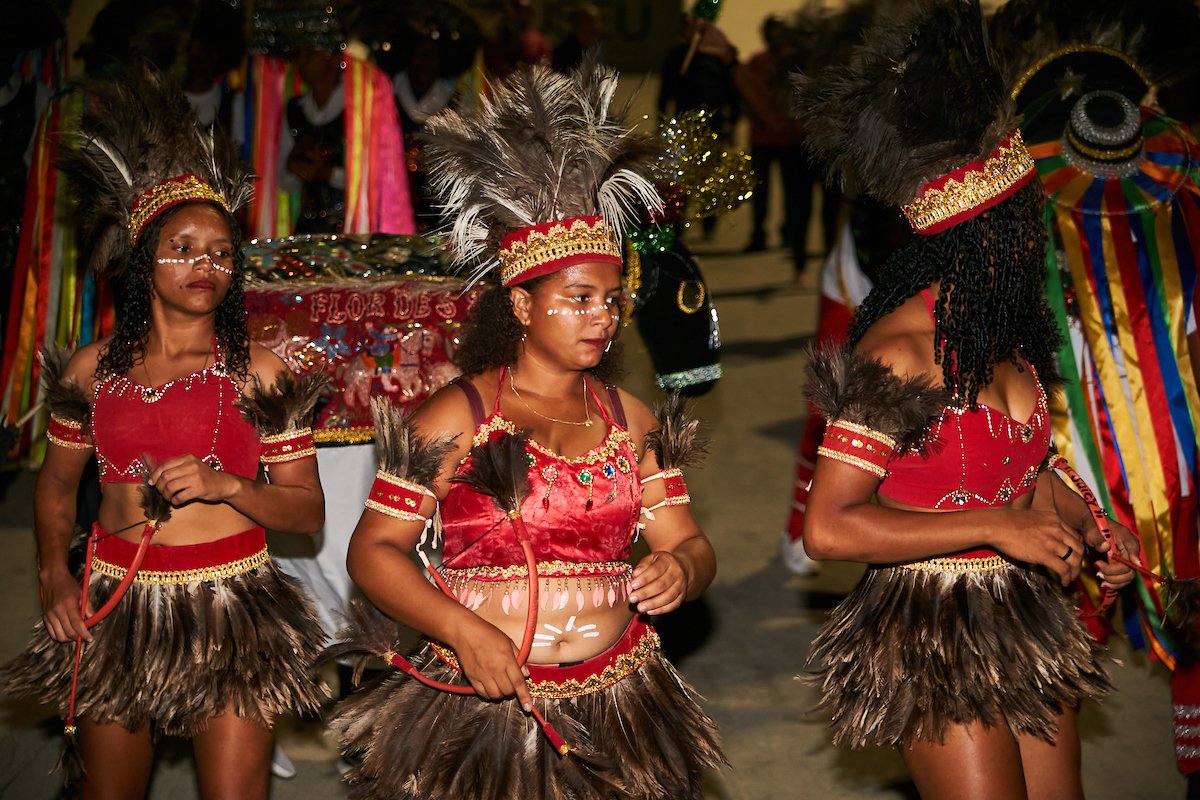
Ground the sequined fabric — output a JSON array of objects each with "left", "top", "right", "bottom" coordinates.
[
  {"left": 90, "top": 362, "right": 259, "bottom": 486},
  {"left": 439, "top": 374, "right": 641, "bottom": 573}
]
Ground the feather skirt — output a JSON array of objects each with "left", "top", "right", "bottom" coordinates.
[
  {"left": 2, "top": 557, "right": 328, "bottom": 736},
  {"left": 331, "top": 641, "right": 725, "bottom": 799},
  {"left": 805, "top": 560, "right": 1111, "bottom": 748}
]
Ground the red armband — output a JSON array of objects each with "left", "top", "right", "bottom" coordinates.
[
  {"left": 817, "top": 419, "right": 896, "bottom": 478},
  {"left": 660, "top": 467, "right": 690, "bottom": 506},
  {"left": 260, "top": 428, "right": 316, "bottom": 464},
  {"left": 641, "top": 467, "right": 690, "bottom": 513},
  {"left": 47, "top": 415, "right": 93, "bottom": 450},
  {"left": 364, "top": 471, "right": 433, "bottom": 521}
]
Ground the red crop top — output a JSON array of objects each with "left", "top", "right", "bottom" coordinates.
[
  {"left": 90, "top": 351, "right": 260, "bottom": 487},
  {"left": 878, "top": 289, "right": 1051, "bottom": 509},
  {"left": 439, "top": 369, "right": 641, "bottom": 576}
]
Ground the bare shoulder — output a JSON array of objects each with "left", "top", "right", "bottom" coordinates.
[
  {"left": 247, "top": 343, "right": 291, "bottom": 385},
  {"left": 412, "top": 373, "right": 491, "bottom": 452},
  {"left": 611, "top": 386, "right": 654, "bottom": 434},
  {"left": 66, "top": 339, "right": 107, "bottom": 390},
  {"left": 855, "top": 293, "right": 937, "bottom": 381}
]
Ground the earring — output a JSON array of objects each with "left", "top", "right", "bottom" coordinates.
[{"left": 604, "top": 340, "right": 612, "bottom": 353}]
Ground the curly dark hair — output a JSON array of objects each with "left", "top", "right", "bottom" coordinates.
[
  {"left": 454, "top": 280, "right": 624, "bottom": 385},
  {"left": 847, "top": 181, "right": 1060, "bottom": 406},
  {"left": 96, "top": 202, "right": 251, "bottom": 382}
]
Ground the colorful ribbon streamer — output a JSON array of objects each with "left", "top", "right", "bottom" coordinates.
[{"left": 1031, "top": 110, "right": 1200, "bottom": 666}]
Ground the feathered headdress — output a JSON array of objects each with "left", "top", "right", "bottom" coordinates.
[
  {"left": 57, "top": 67, "right": 253, "bottom": 274},
  {"left": 792, "top": 0, "right": 1034, "bottom": 235},
  {"left": 421, "top": 57, "right": 662, "bottom": 286}
]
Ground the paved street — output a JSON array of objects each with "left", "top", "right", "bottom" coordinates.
[{"left": 0, "top": 207, "right": 1184, "bottom": 798}]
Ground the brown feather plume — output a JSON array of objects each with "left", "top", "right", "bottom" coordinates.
[
  {"left": 421, "top": 54, "right": 660, "bottom": 284},
  {"left": 236, "top": 372, "right": 327, "bottom": 436},
  {"left": 643, "top": 392, "right": 708, "bottom": 470},
  {"left": 370, "top": 397, "right": 456, "bottom": 486},
  {"left": 805, "top": 345, "right": 952, "bottom": 451},
  {"left": 319, "top": 598, "right": 403, "bottom": 687},
  {"left": 57, "top": 66, "right": 253, "bottom": 274},
  {"left": 38, "top": 346, "right": 89, "bottom": 423},
  {"left": 791, "top": 0, "right": 1015, "bottom": 206},
  {"left": 450, "top": 431, "right": 533, "bottom": 515},
  {"left": 138, "top": 469, "right": 173, "bottom": 526}
]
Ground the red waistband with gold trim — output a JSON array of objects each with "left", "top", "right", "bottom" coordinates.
[
  {"left": 429, "top": 616, "right": 659, "bottom": 698},
  {"left": 898, "top": 548, "right": 1012, "bottom": 573},
  {"left": 90, "top": 524, "right": 269, "bottom": 584}
]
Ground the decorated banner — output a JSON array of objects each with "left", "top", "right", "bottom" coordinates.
[{"left": 243, "top": 233, "right": 479, "bottom": 442}]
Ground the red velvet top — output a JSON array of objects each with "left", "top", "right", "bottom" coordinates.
[
  {"left": 878, "top": 289, "right": 1052, "bottom": 511},
  {"left": 90, "top": 352, "right": 260, "bottom": 487},
  {"left": 439, "top": 370, "right": 641, "bottom": 577}
]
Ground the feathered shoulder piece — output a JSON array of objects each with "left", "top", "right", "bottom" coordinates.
[
  {"left": 370, "top": 397, "right": 457, "bottom": 487},
  {"left": 792, "top": 0, "right": 1015, "bottom": 207},
  {"left": 236, "top": 372, "right": 328, "bottom": 436},
  {"left": 805, "top": 346, "right": 952, "bottom": 451},
  {"left": 421, "top": 56, "right": 661, "bottom": 286},
  {"left": 57, "top": 67, "right": 253, "bottom": 274},
  {"left": 38, "top": 346, "right": 90, "bottom": 423},
  {"left": 643, "top": 392, "right": 708, "bottom": 470}
]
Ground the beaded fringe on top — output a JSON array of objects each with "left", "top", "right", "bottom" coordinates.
[{"left": 804, "top": 559, "right": 1111, "bottom": 748}]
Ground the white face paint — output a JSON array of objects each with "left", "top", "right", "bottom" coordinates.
[
  {"left": 549, "top": 304, "right": 614, "bottom": 316},
  {"left": 156, "top": 252, "right": 234, "bottom": 275}
]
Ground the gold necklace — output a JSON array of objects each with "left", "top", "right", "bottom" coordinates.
[{"left": 508, "top": 369, "right": 592, "bottom": 427}]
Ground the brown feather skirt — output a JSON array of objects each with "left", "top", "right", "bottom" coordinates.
[
  {"left": 804, "top": 555, "right": 1111, "bottom": 748},
  {"left": 330, "top": 618, "right": 725, "bottom": 800},
  {"left": 1, "top": 527, "right": 328, "bottom": 736}
]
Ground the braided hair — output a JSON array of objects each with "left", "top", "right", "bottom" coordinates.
[
  {"left": 96, "top": 202, "right": 251, "bottom": 383},
  {"left": 848, "top": 181, "right": 1060, "bottom": 406}
]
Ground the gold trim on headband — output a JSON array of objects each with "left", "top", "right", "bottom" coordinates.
[
  {"left": 129, "top": 175, "right": 231, "bottom": 245},
  {"left": 902, "top": 133, "right": 1035, "bottom": 233},
  {"left": 498, "top": 218, "right": 621, "bottom": 285}
]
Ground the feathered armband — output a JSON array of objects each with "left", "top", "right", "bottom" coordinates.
[
  {"left": 805, "top": 346, "right": 950, "bottom": 479},
  {"left": 364, "top": 398, "right": 455, "bottom": 522},
  {"left": 237, "top": 373, "right": 326, "bottom": 466},
  {"left": 39, "top": 347, "right": 93, "bottom": 451},
  {"left": 641, "top": 393, "right": 708, "bottom": 515}
]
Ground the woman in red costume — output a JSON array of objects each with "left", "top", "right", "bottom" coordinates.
[
  {"left": 787, "top": 3, "right": 1142, "bottom": 799},
  {"left": 2, "top": 72, "right": 327, "bottom": 799},
  {"left": 326, "top": 61, "right": 724, "bottom": 799}
]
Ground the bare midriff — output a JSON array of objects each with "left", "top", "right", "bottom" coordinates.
[
  {"left": 444, "top": 562, "right": 636, "bottom": 665},
  {"left": 98, "top": 483, "right": 257, "bottom": 546}
]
